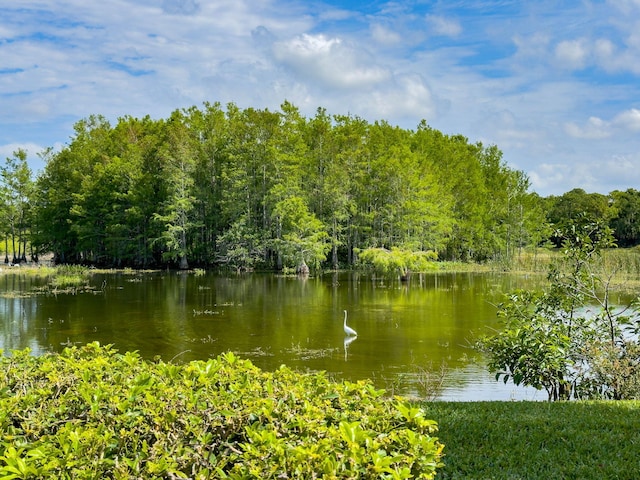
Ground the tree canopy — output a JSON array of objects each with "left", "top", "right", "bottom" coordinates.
[{"left": 4, "top": 101, "right": 637, "bottom": 270}]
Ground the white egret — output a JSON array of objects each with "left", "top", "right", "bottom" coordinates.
[{"left": 343, "top": 310, "right": 357, "bottom": 336}]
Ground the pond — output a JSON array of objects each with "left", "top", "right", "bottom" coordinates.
[{"left": 0, "top": 270, "right": 548, "bottom": 400}]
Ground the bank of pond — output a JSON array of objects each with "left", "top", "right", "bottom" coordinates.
[{"left": 0, "top": 344, "right": 637, "bottom": 479}]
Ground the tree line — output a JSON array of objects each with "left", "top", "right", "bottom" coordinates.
[{"left": 1, "top": 101, "right": 638, "bottom": 270}]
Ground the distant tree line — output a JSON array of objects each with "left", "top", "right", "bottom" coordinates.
[{"left": 1, "top": 102, "right": 638, "bottom": 270}]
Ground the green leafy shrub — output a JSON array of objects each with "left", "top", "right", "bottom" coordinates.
[
  {"left": 357, "top": 247, "right": 438, "bottom": 279},
  {"left": 480, "top": 218, "right": 640, "bottom": 400},
  {"left": 0, "top": 343, "right": 443, "bottom": 479}
]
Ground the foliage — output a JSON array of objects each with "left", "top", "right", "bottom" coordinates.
[
  {"left": 0, "top": 343, "right": 444, "bottom": 479},
  {"left": 10, "top": 103, "right": 640, "bottom": 270},
  {"left": 357, "top": 247, "right": 438, "bottom": 278},
  {"left": 609, "top": 188, "right": 640, "bottom": 247},
  {"left": 0, "top": 150, "right": 34, "bottom": 264},
  {"left": 545, "top": 188, "right": 618, "bottom": 248},
  {"left": 580, "top": 339, "right": 640, "bottom": 400},
  {"left": 422, "top": 400, "right": 640, "bottom": 479},
  {"left": 480, "top": 218, "right": 640, "bottom": 400},
  {"left": 19, "top": 102, "right": 540, "bottom": 269}
]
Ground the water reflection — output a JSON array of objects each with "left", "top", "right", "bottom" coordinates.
[
  {"left": 0, "top": 271, "right": 547, "bottom": 400},
  {"left": 343, "top": 334, "right": 357, "bottom": 361}
]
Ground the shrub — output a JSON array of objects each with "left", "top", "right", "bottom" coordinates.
[
  {"left": 357, "top": 247, "right": 438, "bottom": 279},
  {"left": 0, "top": 343, "right": 443, "bottom": 479},
  {"left": 479, "top": 218, "right": 640, "bottom": 400}
]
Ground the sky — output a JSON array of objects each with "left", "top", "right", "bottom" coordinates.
[{"left": 1, "top": 0, "right": 640, "bottom": 197}]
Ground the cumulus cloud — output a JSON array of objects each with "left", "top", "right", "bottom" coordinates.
[
  {"left": 366, "top": 74, "right": 437, "bottom": 120},
  {"left": 564, "top": 116, "right": 611, "bottom": 139},
  {"left": 551, "top": 31, "right": 640, "bottom": 75},
  {"left": 565, "top": 109, "right": 640, "bottom": 140},
  {"left": 528, "top": 163, "right": 573, "bottom": 194},
  {"left": 555, "top": 38, "right": 590, "bottom": 69},
  {"left": 272, "top": 33, "right": 391, "bottom": 89},
  {"left": 613, "top": 108, "right": 640, "bottom": 131},
  {"left": 3, "top": 1, "right": 640, "bottom": 196}
]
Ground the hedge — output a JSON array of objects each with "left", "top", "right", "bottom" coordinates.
[{"left": 0, "top": 342, "right": 443, "bottom": 479}]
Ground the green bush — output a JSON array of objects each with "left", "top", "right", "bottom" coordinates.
[
  {"left": 0, "top": 343, "right": 443, "bottom": 479},
  {"left": 480, "top": 219, "right": 640, "bottom": 400},
  {"left": 357, "top": 247, "right": 438, "bottom": 279}
]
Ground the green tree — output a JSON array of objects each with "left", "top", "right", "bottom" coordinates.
[
  {"left": 0, "top": 149, "right": 34, "bottom": 263},
  {"left": 270, "top": 190, "right": 329, "bottom": 271},
  {"left": 183, "top": 102, "right": 229, "bottom": 265},
  {"left": 220, "top": 105, "right": 282, "bottom": 268},
  {"left": 357, "top": 247, "right": 438, "bottom": 279},
  {"left": 609, "top": 189, "right": 640, "bottom": 247},
  {"left": 327, "top": 114, "right": 370, "bottom": 266},
  {"left": 30, "top": 102, "right": 542, "bottom": 270},
  {"left": 35, "top": 115, "right": 114, "bottom": 263},
  {"left": 303, "top": 107, "right": 352, "bottom": 269},
  {"left": 153, "top": 111, "right": 198, "bottom": 269},
  {"left": 112, "top": 115, "right": 167, "bottom": 267},
  {"left": 412, "top": 127, "right": 493, "bottom": 261},
  {"left": 547, "top": 188, "right": 613, "bottom": 246}
]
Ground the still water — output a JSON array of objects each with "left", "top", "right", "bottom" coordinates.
[{"left": 0, "top": 271, "right": 546, "bottom": 401}]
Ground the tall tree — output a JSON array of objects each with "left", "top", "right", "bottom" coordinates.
[
  {"left": 35, "top": 115, "right": 114, "bottom": 263},
  {"left": 30, "top": 102, "right": 542, "bottom": 269},
  {"left": 154, "top": 111, "right": 198, "bottom": 269},
  {"left": 184, "top": 102, "right": 229, "bottom": 265},
  {"left": 0, "top": 149, "right": 34, "bottom": 263}
]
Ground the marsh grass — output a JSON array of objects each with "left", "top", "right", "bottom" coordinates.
[
  {"left": 601, "top": 247, "right": 640, "bottom": 277},
  {"left": 45, "top": 265, "right": 92, "bottom": 292},
  {"left": 422, "top": 400, "right": 640, "bottom": 479},
  {"left": 508, "top": 248, "right": 558, "bottom": 273}
]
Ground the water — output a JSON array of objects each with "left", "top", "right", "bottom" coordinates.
[{"left": 0, "top": 270, "right": 545, "bottom": 401}]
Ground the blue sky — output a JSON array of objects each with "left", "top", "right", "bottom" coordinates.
[{"left": 2, "top": 0, "right": 640, "bottom": 196}]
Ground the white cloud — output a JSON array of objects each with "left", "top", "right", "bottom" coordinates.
[
  {"left": 161, "top": 0, "right": 200, "bottom": 15},
  {"left": 564, "top": 117, "right": 611, "bottom": 139},
  {"left": 367, "top": 74, "right": 436, "bottom": 120},
  {"left": 425, "top": 14, "right": 461, "bottom": 37},
  {"left": 613, "top": 108, "right": 640, "bottom": 131},
  {"left": 565, "top": 109, "right": 640, "bottom": 140},
  {"left": 555, "top": 39, "right": 590, "bottom": 69},
  {"left": 528, "top": 163, "right": 572, "bottom": 194},
  {"left": 3, "top": 1, "right": 640, "bottom": 197},
  {"left": 608, "top": 0, "right": 640, "bottom": 14},
  {"left": 594, "top": 38, "right": 616, "bottom": 62},
  {"left": 272, "top": 33, "right": 391, "bottom": 89},
  {"left": 370, "top": 24, "right": 401, "bottom": 45}
]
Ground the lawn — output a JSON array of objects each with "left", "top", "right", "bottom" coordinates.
[{"left": 422, "top": 401, "right": 640, "bottom": 479}]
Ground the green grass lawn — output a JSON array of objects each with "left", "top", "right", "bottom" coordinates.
[{"left": 422, "top": 401, "right": 640, "bottom": 479}]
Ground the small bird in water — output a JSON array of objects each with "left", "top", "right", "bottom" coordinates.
[{"left": 343, "top": 310, "right": 357, "bottom": 336}]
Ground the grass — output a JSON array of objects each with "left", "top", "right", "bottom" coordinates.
[{"left": 421, "top": 401, "right": 640, "bottom": 479}]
